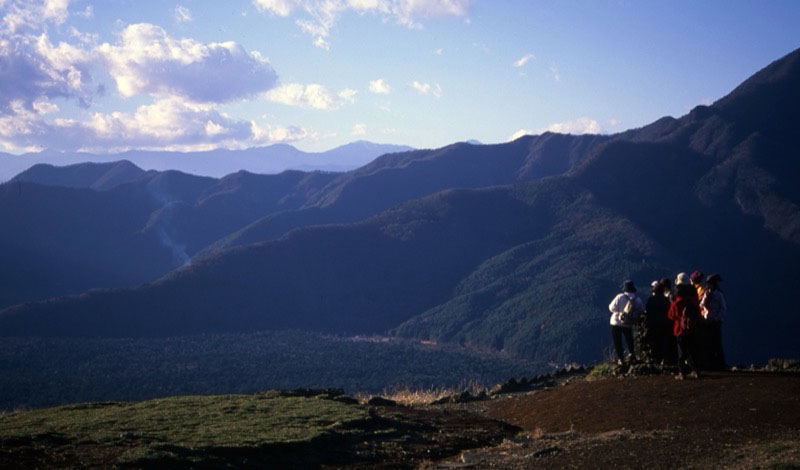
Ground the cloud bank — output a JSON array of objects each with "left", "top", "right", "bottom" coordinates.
[{"left": 0, "top": 1, "right": 303, "bottom": 152}]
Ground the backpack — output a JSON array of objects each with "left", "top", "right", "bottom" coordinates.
[
  {"left": 679, "top": 305, "right": 696, "bottom": 333},
  {"left": 619, "top": 295, "right": 643, "bottom": 325}
]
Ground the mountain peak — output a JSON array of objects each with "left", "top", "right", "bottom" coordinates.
[{"left": 712, "top": 47, "right": 800, "bottom": 132}]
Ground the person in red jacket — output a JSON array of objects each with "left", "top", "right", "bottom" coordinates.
[{"left": 667, "top": 272, "right": 702, "bottom": 379}]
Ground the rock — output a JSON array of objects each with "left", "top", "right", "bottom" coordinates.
[
  {"left": 332, "top": 395, "right": 359, "bottom": 405},
  {"left": 528, "top": 445, "right": 561, "bottom": 458},
  {"left": 367, "top": 396, "right": 398, "bottom": 407},
  {"left": 766, "top": 358, "right": 800, "bottom": 371},
  {"left": 260, "top": 388, "right": 345, "bottom": 399}
]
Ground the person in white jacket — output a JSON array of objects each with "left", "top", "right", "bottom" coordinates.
[{"left": 609, "top": 280, "right": 644, "bottom": 365}]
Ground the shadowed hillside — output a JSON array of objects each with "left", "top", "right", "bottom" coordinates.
[{"left": 2, "top": 48, "right": 800, "bottom": 367}]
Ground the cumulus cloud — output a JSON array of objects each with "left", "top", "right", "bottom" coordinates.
[
  {"left": 368, "top": 78, "right": 391, "bottom": 94},
  {"left": 507, "top": 117, "right": 603, "bottom": 141},
  {"left": 266, "top": 83, "right": 357, "bottom": 110},
  {"left": 0, "top": 1, "right": 100, "bottom": 113},
  {"left": 410, "top": 80, "right": 441, "bottom": 98},
  {"left": 252, "top": 0, "right": 471, "bottom": 48},
  {"left": 0, "top": 97, "right": 312, "bottom": 152},
  {"left": 0, "top": 2, "right": 315, "bottom": 153},
  {"left": 513, "top": 53, "right": 534, "bottom": 68},
  {"left": 0, "top": 32, "right": 98, "bottom": 114},
  {"left": 2, "top": 0, "right": 70, "bottom": 32},
  {"left": 98, "top": 23, "right": 277, "bottom": 103}
]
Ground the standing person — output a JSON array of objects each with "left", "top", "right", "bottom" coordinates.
[
  {"left": 690, "top": 270, "right": 710, "bottom": 368},
  {"left": 608, "top": 280, "right": 643, "bottom": 365},
  {"left": 644, "top": 279, "right": 671, "bottom": 364},
  {"left": 668, "top": 273, "right": 702, "bottom": 379},
  {"left": 690, "top": 270, "right": 706, "bottom": 299},
  {"left": 659, "top": 278, "right": 678, "bottom": 364},
  {"left": 701, "top": 273, "right": 727, "bottom": 370}
]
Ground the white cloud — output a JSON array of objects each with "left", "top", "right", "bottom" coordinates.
[
  {"left": 266, "top": 83, "right": 357, "bottom": 110},
  {"left": 410, "top": 80, "right": 441, "bottom": 98},
  {"left": 411, "top": 81, "right": 430, "bottom": 94},
  {"left": 507, "top": 129, "right": 534, "bottom": 141},
  {"left": 252, "top": 0, "right": 472, "bottom": 48},
  {"left": 351, "top": 123, "right": 367, "bottom": 135},
  {"left": 0, "top": 32, "right": 98, "bottom": 114},
  {"left": 369, "top": 78, "right": 391, "bottom": 94},
  {"left": 2, "top": 0, "right": 70, "bottom": 32},
  {"left": 513, "top": 53, "right": 534, "bottom": 68},
  {"left": 549, "top": 64, "right": 561, "bottom": 82},
  {"left": 98, "top": 23, "right": 277, "bottom": 103},
  {"left": 32, "top": 98, "right": 59, "bottom": 114},
  {"left": 75, "top": 5, "right": 92, "bottom": 18},
  {"left": 251, "top": 122, "right": 315, "bottom": 144},
  {"left": 544, "top": 117, "right": 601, "bottom": 134},
  {"left": 252, "top": 0, "right": 300, "bottom": 17},
  {"left": 0, "top": 96, "right": 313, "bottom": 152},
  {"left": 174, "top": 5, "right": 193, "bottom": 24},
  {"left": 69, "top": 26, "right": 99, "bottom": 45},
  {"left": 508, "top": 117, "right": 603, "bottom": 141}
]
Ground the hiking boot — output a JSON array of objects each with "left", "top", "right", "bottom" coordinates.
[
  {"left": 674, "top": 373, "right": 686, "bottom": 380},
  {"left": 688, "top": 371, "right": 699, "bottom": 379}
]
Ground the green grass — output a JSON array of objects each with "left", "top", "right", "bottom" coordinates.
[
  {"left": 0, "top": 393, "right": 368, "bottom": 465},
  {"left": 586, "top": 362, "right": 619, "bottom": 380}
]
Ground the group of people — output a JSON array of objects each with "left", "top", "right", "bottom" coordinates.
[{"left": 608, "top": 270, "right": 727, "bottom": 379}]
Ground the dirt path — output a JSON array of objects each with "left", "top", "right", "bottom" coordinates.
[{"left": 429, "top": 372, "right": 800, "bottom": 469}]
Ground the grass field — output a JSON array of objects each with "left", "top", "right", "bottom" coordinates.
[{"left": 0, "top": 391, "right": 368, "bottom": 466}]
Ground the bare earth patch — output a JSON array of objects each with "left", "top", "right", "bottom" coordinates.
[{"left": 429, "top": 371, "right": 800, "bottom": 469}]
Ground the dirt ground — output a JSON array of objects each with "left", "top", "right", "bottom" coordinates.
[
  {"left": 427, "top": 371, "right": 800, "bottom": 469},
  {"left": 1, "top": 371, "right": 798, "bottom": 468}
]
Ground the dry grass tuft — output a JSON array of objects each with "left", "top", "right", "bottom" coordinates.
[{"left": 361, "top": 381, "right": 488, "bottom": 406}]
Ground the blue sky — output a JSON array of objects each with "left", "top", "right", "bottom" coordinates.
[{"left": 1, "top": 0, "right": 798, "bottom": 154}]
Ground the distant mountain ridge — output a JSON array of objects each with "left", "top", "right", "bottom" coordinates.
[
  {"left": 0, "top": 141, "right": 414, "bottom": 182},
  {"left": 0, "top": 134, "right": 609, "bottom": 309},
  {"left": 2, "top": 48, "right": 800, "bottom": 367}
]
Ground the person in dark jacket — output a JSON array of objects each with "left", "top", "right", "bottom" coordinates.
[
  {"left": 667, "top": 272, "right": 702, "bottom": 379},
  {"left": 700, "top": 273, "right": 727, "bottom": 370},
  {"left": 658, "top": 278, "right": 678, "bottom": 363},
  {"left": 644, "top": 279, "right": 672, "bottom": 364}
]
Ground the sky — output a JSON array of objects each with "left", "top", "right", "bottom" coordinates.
[{"left": 1, "top": 0, "right": 799, "bottom": 155}]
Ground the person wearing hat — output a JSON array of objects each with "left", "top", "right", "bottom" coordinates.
[
  {"left": 644, "top": 279, "right": 672, "bottom": 364},
  {"left": 700, "top": 273, "right": 727, "bottom": 370},
  {"left": 608, "top": 280, "right": 643, "bottom": 365},
  {"left": 690, "top": 270, "right": 712, "bottom": 368},
  {"left": 690, "top": 270, "right": 706, "bottom": 300},
  {"left": 668, "top": 272, "right": 702, "bottom": 379}
]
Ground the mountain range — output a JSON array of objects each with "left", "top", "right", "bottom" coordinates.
[
  {"left": 2, "top": 48, "right": 800, "bottom": 366},
  {"left": 0, "top": 140, "right": 413, "bottom": 183}
]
